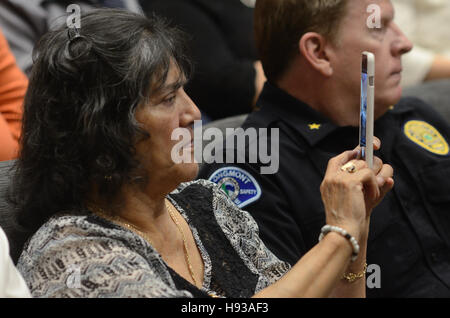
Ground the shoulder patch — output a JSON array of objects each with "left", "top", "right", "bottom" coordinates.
[
  {"left": 404, "top": 120, "right": 449, "bottom": 156},
  {"left": 208, "top": 167, "right": 261, "bottom": 208}
]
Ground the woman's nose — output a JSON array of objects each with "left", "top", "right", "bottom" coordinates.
[{"left": 180, "top": 88, "right": 202, "bottom": 126}]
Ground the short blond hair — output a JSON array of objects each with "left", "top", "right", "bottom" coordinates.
[{"left": 254, "top": 0, "right": 348, "bottom": 82}]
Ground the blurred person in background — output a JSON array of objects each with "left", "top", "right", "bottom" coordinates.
[
  {"left": 0, "top": 226, "right": 30, "bottom": 298},
  {"left": 0, "top": 29, "right": 26, "bottom": 161},
  {"left": 392, "top": 0, "right": 450, "bottom": 87},
  {"left": 0, "top": 0, "right": 142, "bottom": 76},
  {"left": 141, "top": 0, "right": 265, "bottom": 121}
]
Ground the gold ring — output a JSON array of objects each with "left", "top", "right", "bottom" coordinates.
[{"left": 340, "top": 162, "right": 356, "bottom": 173}]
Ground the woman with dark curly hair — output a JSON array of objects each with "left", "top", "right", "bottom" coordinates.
[{"left": 13, "top": 9, "right": 394, "bottom": 298}]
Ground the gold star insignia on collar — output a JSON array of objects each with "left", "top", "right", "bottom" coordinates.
[
  {"left": 308, "top": 123, "right": 321, "bottom": 130},
  {"left": 389, "top": 105, "right": 395, "bottom": 110}
]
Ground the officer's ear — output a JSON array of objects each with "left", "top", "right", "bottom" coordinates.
[{"left": 299, "top": 32, "right": 333, "bottom": 77}]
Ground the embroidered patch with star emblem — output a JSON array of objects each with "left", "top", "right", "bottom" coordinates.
[
  {"left": 404, "top": 120, "right": 449, "bottom": 156},
  {"left": 208, "top": 167, "right": 261, "bottom": 208}
]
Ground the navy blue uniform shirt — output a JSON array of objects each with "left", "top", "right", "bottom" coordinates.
[{"left": 198, "top": 82, "right": 450, "bottom": 297}]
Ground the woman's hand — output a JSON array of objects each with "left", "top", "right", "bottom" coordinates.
[
  {"left": 255, "top": 138, "right": 393, "bottom": 298},
  {"left": 320, "top": 138, "right": 394, "bottom": 242}
]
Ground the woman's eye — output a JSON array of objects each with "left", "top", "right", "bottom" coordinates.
[{"left": 163, "top": 95, "right": 176, "bottom": 105}]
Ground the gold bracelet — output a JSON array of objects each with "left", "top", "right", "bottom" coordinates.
[{"left": 342, "top": 263, "right": 368, "bottom": 283}]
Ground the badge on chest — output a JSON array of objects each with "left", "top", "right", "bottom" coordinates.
[{"left": 208, "top": 167, "right": 261, "bottom": 208}]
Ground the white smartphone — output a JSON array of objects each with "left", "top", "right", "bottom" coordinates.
[{"left": 359, "top": 52, "right": 375, "bottom": 168}]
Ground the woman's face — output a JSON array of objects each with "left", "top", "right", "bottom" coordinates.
[{"left": 134, "top": 64, "right": 201, "bottom": 194}]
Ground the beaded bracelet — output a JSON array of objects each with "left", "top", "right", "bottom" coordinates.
[{"left": 318, "top": 225, "right": 360, "bottom": 262}]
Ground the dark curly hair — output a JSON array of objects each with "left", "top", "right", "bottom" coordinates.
[{"left": 11, "top": 9, "right": 191, "bottom": 233}]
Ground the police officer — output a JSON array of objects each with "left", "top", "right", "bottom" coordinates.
[{"left": 198, "top": 0, "right": 450, "bottom": 297}]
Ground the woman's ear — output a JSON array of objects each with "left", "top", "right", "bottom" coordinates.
[{"left": 299, "top": 32, "right": 333, "bottom": 77}]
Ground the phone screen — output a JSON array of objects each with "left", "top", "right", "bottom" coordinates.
[{"left": 360, "top": 56, "right": 368, "bottom": 160}]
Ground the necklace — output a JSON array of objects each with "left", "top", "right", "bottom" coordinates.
[
  {"left": 165, "top": 199, "right": 199, "bottom": 288},
  {"left": 89, "top": 205, "right": 155, "bottom": 247},
  {"left": 88, "top": 201, "right": 199, "bottom": 288}
]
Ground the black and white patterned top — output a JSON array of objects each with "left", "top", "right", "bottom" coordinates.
[{"left": 17, "top": 179, "right": 290, "bottom": 298}]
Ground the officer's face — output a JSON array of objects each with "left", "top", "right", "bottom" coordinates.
[{"left": 329, "top": 0, "right": 413, "bottom": 119}]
